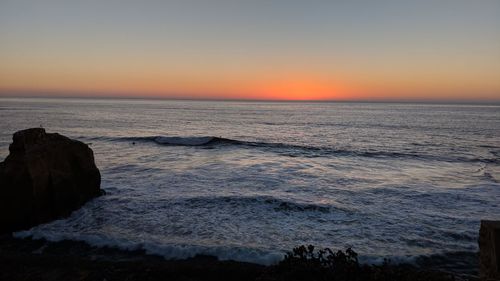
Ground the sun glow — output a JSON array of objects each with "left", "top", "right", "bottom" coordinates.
[{"left": 250, "top": 76, "right": 351, "bottom": 101}]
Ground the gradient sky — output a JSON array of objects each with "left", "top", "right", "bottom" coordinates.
[{"left": 1, "top": 0, "right": 499, "bottom": 101}]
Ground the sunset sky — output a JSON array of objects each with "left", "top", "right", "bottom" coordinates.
[{"left": 1, "top": 0, "right": 499, "bottom": 101}]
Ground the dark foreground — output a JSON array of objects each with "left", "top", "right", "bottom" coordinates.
[{"left": 0, "top": 235, "right": 477, "bottom": 281}]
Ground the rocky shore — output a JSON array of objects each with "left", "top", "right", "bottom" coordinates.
[{"left": 0, "top": 234, "right": 264, "bottom": 281}]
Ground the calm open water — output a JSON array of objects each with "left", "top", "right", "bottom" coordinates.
[{"left": 1, "top": 97, "right": 499, "bottom": 265}]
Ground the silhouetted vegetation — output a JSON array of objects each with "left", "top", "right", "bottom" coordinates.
[{"left": 258, "top": 245, "right": 455, "bottom": 281}]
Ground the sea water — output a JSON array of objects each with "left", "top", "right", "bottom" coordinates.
[{"left": 1, "top": 98, "right": 499, "bottom": 265}]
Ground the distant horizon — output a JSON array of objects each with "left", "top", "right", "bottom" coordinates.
[
  {"left": 2, "top": 85, "right": 499, "bottom": 104},
  {"left": 1, "top": 92, "right": 500, "bottom": 106}
]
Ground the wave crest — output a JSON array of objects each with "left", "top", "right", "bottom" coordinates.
[
  {"left": 178, "top": 195, "right": 340, "bottom": 214},
  {"left": 154, "top": 136, "right": 216, "bottom": 146},
  {"left": 81, "top": 135, "right": 500, "bottom": 164}
]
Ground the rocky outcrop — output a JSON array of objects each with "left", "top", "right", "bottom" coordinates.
[
  {"left": 0, "top": 128, "right": 101, "bottom": 234},
  {"left": 479, "top": 220, "right": 500, "bottom": 280}
]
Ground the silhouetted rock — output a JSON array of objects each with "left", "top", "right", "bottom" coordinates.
[
  {"left": 0, "top": 128, "right": 101, "bottom": 234},
  {"left": 479, "top": 220, "right": 500, "bottom": 280}
]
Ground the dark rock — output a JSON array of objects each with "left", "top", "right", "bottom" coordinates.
[
  {"left": 0, "top": 128, "right": 101, "bottom": 234},
  {"left": 479, "top": 220, "right": 500, "bottom": 280}
]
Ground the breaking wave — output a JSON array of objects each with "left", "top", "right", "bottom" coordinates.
[{"left": 81, "top": 135, "right": 500, "bottom": 164}]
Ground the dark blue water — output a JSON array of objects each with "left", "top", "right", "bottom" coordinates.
[{"left": 1, "top": 97, "right": 499, "bottom": 265}]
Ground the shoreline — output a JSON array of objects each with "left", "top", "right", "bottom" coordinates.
[
  {"left": 0, "top": 234, "right": 265, "bottom": 281},
  {"left": 0, "top": 234, "right": 478, "bottom": 281}
]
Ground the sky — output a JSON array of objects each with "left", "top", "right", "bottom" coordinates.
[{"left": 1, "top": 0, "right": 499, "bottom": 102}]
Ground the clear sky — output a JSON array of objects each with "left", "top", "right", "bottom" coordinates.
[{"left": 1, "top": 0, "right": 499, "bottom": 101}]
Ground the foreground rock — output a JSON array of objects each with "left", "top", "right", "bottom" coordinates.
[
  {"left": 479, "top": 220, "right": 500, "bottom": 280},
  {"left": 0, "top": 128, "right": 101, "bottom": 234}
]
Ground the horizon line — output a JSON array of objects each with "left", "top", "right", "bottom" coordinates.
[{"left": 1, "top": 94, "right": 500, "bottom": 106}]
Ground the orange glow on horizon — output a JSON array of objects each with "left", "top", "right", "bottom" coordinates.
[
  {"left": 0, "top": 70, "right": 357, "bottom": 101},
  {"left": 246, "top": 76, "right": 354, "bottom": 101},
  {"left": 1, "top": 71, "right": 499, "bottom": 101}
]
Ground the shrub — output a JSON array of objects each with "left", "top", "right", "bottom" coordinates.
[{"left": 258, "top": 245, "right": 455, "bottom": 281}]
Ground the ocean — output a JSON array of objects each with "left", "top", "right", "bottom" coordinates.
[{"left": 1, "top": 97, "right": 499, "bottom": 266}]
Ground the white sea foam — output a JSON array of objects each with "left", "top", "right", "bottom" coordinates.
[
  {"left": 14, "top": 229, "right": 284, "bottom": 265},
  {"left": 12, "top": 229, "right": 445, "bottom": 266}
]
